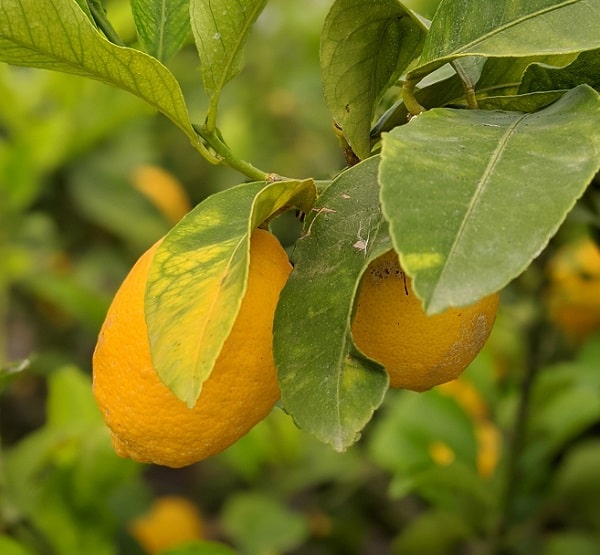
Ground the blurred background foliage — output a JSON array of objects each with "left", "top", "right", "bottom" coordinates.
[{"left": 2, "top": 0, "right": 600, "bottom": 553}]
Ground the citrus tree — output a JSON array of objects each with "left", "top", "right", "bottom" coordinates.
[{"left": 1, "top": 0, "right": 600, "bottom": 552}]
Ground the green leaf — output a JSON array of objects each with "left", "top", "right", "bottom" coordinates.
[
  {"left": 409, "top": 0, "right": 600, "bottom": 81},
  {"left": 320, "top": 0, "right": 426, "bottom": 159},
  {"left": 274, "top": 157, "right": 390, "bottom": 451},
  {"left": 46, "top": 365, "right": 102, "bottom": 429},
  {"left": 162, "top": 543, "right": 238, "bottom": 555},
  {"left": 0, "top": 0, "right": 200, "bottom": 150},
  {"left": 0, "top": 536, "right": 36, "bottom": 555},
  {"left": 519, "top": 49, "right": 600, "bottom": 94},
  {"left": 146, "top": 179, "right": 316, "bottom": 407},
  {"left": 221, "top": 492, "right": 309, "bottom": 555},
  {"left": 190, "top": 0, "right": 267, "bottom": 104},
  {"left": 379, "top": 85, "right": 600, "bottom": 313},
  {"left": 73, "top": 0, "right": 94, "bottom": 21},
  {"left": 476, "top": 91, "right": 565, "bottom": 112},
  {"left": 131, "top": 0, "right": 191, "bottom": 61},
  {"left": 475, "top": 54, "right": 578, "bottom": 99},
  {"left": 368, "top": 391, "right": 479, "bottom": 480}
]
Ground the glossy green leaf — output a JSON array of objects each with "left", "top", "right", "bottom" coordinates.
[
  {"left": 190, "top": 0, "right": 267, "bottom": 99},
  {"left": 409, "top": 0, "right": 600, "bottom": 81},
  {"left": 274, "top": 157, "right": 390, "bottom": 451},
  {"left": 379, "top": 85, "right": 600, "bottom": 313},
  {"left": 146, "top": 179, "right": 316, "bottom": 407},
  {"left": 131, "top": 0, "right": 191, "bottom": 61},
  {"left": 320, "top": 0, "right": 426, "bottom": 159},
  {"left": 0, "top": 0, "right": 199, "bottom": 148}
]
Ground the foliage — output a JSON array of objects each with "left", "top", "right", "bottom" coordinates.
[{"left": 1, "top": 0, "right": 600, "bottom": 553}]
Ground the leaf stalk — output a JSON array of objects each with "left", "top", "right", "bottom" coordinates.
[
  {"left": 87, "top": 0, "right": 125, "bottom": 46},
  {"left": 193, "top": 124, "right": 272, "bottom": 182},
  {"left": 402, "top": 77, "right": 426, "bottom": 116},
  {"left": 451, "top": 60, "right": 479, "bottom": 110}
]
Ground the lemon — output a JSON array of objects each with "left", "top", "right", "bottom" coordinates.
[
  {"left": 545, "top": 237, "right": 600, "bottom": 343},
  {"left": 351, "top": 249, "right": 499, "bottom": 391},
  {"left": 129, "top": 496, "right": 204, "bottom": 554},
  {"left": 93, "top": 229, "right": 291, "bottom": 467}
]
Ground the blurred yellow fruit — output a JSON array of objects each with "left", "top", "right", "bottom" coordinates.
[
  {"left": 129, "top": 496, "right": 204, "bottom": 554},
  {"left": 92, "top": 229, "right": 291, "bottom": 467},
  {"left": 475, "top": 420, "right": 501, "bottom": 479},
  {"left": 545, "top": 237, "right": 600, "bottom": 343},
  {"left": 438, "top": 379, "right": 488, "bottom": 420},
  {"left": 351, "top": 250, "right": 499, "bottom": 391},
  {"left": 429, "top": 441, "right": 456, "bottom": 466},
  {"left": 131, "top": 164, "right": 192, "bottom": 223},
  {"left": 438, "top": 377, "right": 501, "bottom": 478}
]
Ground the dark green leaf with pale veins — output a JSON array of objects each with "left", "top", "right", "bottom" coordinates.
[
  {"left": 320, "top": 0, "right": 426, "bottom": 159},
  {"left": 274, "top": 157, "right": 390, "bottom": 451}
]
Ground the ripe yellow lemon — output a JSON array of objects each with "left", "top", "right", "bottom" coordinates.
[
  {"left": 545, "top": 237, "right": 600, "bottom": 343},
  {"left": 351, "top": 250, "right": 499, "bottom": 391},
  {"left": 93, "top": 229, "right": 291, "bottom": 467},
  {"left": 129, "top": 496, "right": 204, "bottom": 554}
]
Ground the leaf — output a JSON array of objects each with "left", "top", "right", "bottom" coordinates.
[
  {"left": 274, "top": 157, "right": 390, "bottom": 451},
  {"left": 476, "top": 54, "right": 578, "bottom": 99},
  {"left": 519, "top": 49, "right": 600, "bottom": 94},
  {"left": 145, "top": 179, "right": 316, "bottom": 407},
  {"left": 72, "top": 0, "right": 94, "bottom": 21},
  {"left": 409, "top": 0, "right": 600, "bottom": 81},
  {"left": 476, "top": 91, "right": 564, "bottom": 112},
  {"left": 190, "top": 0, "right": 267, "bottom": 99},
  {"left": 0, "top": 0, "right": 199, "bottom": 148},
  {"left": 373, "top": 54, "right": 580, "bottom": 136},
  {"left": 379, "top": 85, "right": 600, "bottom": 313},
  {"left": 131, "top": 0, "right": 191, "bottom": 61},
  {"left": 162, "top": 543, "right": 238, "bottom": 555},
  {"left": 320, "top": 0, "right": 426, "bottom": 159},
  {"left": 221, "top": 492, "right": 309, "bottom": 555}
]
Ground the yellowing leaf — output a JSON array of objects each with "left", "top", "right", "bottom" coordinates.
[{"left": 145, "top": 179, "right": 316, "bottom": 406}]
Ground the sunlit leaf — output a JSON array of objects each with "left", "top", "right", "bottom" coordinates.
[
  {"left": 380, "top": 85, "right": 600, "bottom": 313},
  {"left": 320, "top": 0, "right": 426, "bottom": 159},
  {"left": 274, "top": 157, "right": 390, "bottom": 451},
  {"left": 146, "top": 179, "right": 316, "bottom": 406},
  {"left": 190, "top": 0, "right": 267, "bottom": 99},
  {"left": 73, "top": 0, "right": 93, "bottom": 21},
  {"left": 409, "top": 0, "right": 600, "bottom": 81},
  {"left": 0, "top": 0, "right": 199, "bottom": 147},
  {"left": 131, "top": 0, "right": 191, "bottom": 61}
]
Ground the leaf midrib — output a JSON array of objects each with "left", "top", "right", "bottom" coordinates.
[{"left": 431, "top": 113, "right": 527, "bottom": 306}]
